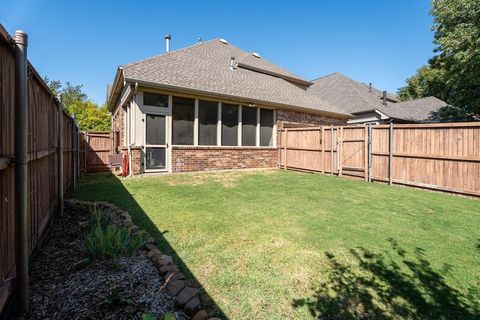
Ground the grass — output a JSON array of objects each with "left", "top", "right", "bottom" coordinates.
[{"left": 72, "top": 170, "right": 480, "bottom": 319}]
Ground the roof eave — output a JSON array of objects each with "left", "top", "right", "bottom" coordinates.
[
  {"left": 125, "top": 77, "right": 351, "bottom": 119},
  {"left": 107, "top": 67, "right": 125, "bottom": 111}
]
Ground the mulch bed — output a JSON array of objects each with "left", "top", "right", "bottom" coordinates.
[{"left": 20, "top": 202, "right": 189, "bottom": 320}]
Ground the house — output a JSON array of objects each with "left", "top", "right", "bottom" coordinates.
[
  {"left": 107, "top": 38, "right": 350, "bottom": 175},
  {"left": 308, "top": 72, "right": 448, "bottom": 124}
]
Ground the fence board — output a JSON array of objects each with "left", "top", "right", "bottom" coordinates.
[{"left": 278, "top": 122, "right": 480, "bottom": 197}]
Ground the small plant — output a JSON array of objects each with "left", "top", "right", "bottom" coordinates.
[
  {"left": 102, "top": 285, "right": 132, "bottom": 310},
  {"left": 141, "top": 314, "right": 156, "bottom": 320},
  {"left": 163, "top": 313, "right": 176, "bottom": 320},
  {"left": 84, "top": 206, "right": 147, "bottom": 260},
  {"left": 90, "top": 203, "right": 112, "bottom": 228}
]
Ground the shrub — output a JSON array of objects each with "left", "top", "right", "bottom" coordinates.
[{"left": 85, "top": 206, "right": 147, "bottom": 260}]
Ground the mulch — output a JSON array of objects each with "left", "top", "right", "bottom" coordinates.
[{"left": 20, "top": 202, "right": 189, "bottom": 320}]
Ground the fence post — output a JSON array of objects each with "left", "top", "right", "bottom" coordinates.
[
  {"left": 284, "top": 128, "right": 288, "bottom": 170},
  {"left": 321, "top": 126, "right": 324, "bottom": 174},
  {"left": 277, "top": 129, "right": 281, "bottom": 169},
  {"left": 367, "top": 124, "right": 372, "bottom": 182},
  {"left": 330, "top": 125, "right": 334, "bottom": 175},
  {"left": 388, "top": 122, "right": 393, "bottom": 185},
  {"left": 77, "top": 127, "right": 80, "bottom": 178},
  {"left": 72, "top": 123, "right": 76, "bottom": 190},
  {"left": 14, "top": 29, "right": 29, "bottom": 314},
  {"left": 364, "top": 125, "right": 368, "bottom": 181},
  {"left": 57, "top": 94, "right": 64, "bottom": 215},
  {"left": 339, "top": 127, "right": 343, "bottom": 177}
]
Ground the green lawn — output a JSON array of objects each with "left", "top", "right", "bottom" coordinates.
[{"left": 72, "top": 170, "right": 480, "bottom": 319}]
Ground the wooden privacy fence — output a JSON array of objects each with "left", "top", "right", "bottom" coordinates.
[
  {"left": 81, "top": 131, "right": 115, "bottom": 173},
  {"left": 278, "top": 122, "right": 480, "bottom": 197},
  {"left": 0, "top": 26, "right": 81, "bottom": 313}
]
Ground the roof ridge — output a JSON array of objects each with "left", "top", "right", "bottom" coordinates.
[
  {"left": 122, "top": 38, "right": 221, "bottom": 68},
  {"left": 310, "top": 72, "right": 342, "bottom": 82}
]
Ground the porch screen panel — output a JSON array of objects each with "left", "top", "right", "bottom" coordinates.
[
  {"left": 146, "top": 148, "right": 166, "bottom": 170},
  {"left": 198, "top": 100, "right": 218, "bottom": 145},
  {"left": 144, "top": 92, "right": 168, "bottom": 108},
  {"left": 221, "top": 104, "right": 238, "bottom": 146},
  {"left": 242, "top": 107, "right": 257, "bottom": 146},
  {"left": 172, "top": 96, "right": 195, "bottom": 145},
  {"left": 260, "top": 109, "right": 274, "bottom": 146},
  {"left": 146, "top": 114, "right": 165, "bottom": 145}
]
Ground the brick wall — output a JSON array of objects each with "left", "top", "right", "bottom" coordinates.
[
  {"left": 276, "top": 109, "right": 347, "bottom": 127},
  {"left": 112, "top": 106, "right": 125, "bottom": 149},
  {"left": 172, "top": 147, "right": 278, "bottom": 172}
]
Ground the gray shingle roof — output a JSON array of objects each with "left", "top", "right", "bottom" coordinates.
[
  {"left": 308, "top": 72, "right": 446, "bottom": 122},
  {"left": 384, "top": 96, "right": 446, "bottom": 122},
  {"left": 121, "top": 39, "right": 348, "bottom": 117}
]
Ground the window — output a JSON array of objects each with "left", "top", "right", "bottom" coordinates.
[
  {"left": 198, "top": 100, "right": 218, "bottom": 145},
  {"left": 260, "top": 109, "right": 274, "bottom": 146},
  {"left": 172, "top": 96, "right": 195, "bottom": 145},
  {"left": 144, "top": 92, "right": 168, "bottom": 108},
  {"left": 221, "top": 104, "right": 238, "bottom": 146},
  {"left": 146, "top": 114, "right": 165, "bottom": 145},
  {"left": 242, "top": 107, "right": 257, "bottom": 146}
]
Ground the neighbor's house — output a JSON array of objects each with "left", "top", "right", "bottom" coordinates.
[
  {"left": 308, "top": 72, "right": 448, "bottom": 125},
  {"left": 107, "top": 38, "right": 350, "bottom": 175}
]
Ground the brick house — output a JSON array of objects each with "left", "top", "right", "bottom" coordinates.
[{"left": 107, "top": 38, "right": 350, "bottom": 175}]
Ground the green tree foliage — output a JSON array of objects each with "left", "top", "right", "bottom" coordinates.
[
  {"left": 398, "top": 0, "right": 480, "bottom": 121},
  {"left": 44, "top": 77, "right": 111, "bottom": 131}
]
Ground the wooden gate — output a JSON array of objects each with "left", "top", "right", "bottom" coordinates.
[
  {"left": 278, "top": 126, "right": 368, "bottom": 178},
  {"left": 81, "top": 131, "right": 115, "bottom": 173}
]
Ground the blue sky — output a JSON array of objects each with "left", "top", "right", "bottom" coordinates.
[{"left": 1, "top": 0, "right": 435, "bottom": 105}]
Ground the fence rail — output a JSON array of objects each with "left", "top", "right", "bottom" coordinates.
[
  {"left": 278, "top": 122, "right": 480, "bottom": 197},
  {"left": 0, "top": 25, "right": 80, "bottom": 314}
]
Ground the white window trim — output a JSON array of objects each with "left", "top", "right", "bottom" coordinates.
[
  {"left": 217, "top": 102, "right": 222, "bottom": 146},
  {"left": 238, "top": 105, "right": 242, "bottom": 146},
  {"left": 194, "top": 99, "right": 199, "bottom": 146}
]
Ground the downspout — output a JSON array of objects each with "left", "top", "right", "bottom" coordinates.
[{"left": 14, "top": 30, "right": 29, "bottom": 314}]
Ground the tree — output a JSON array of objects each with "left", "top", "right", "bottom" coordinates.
[
  {"left": 398, "top": 0, "right": 480, "bottom": 121},
  {"left": 44, "top": 78, "right": 111, "bottom": 131}
]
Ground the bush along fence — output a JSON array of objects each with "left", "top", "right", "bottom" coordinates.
[
  {"left": 0, "top": 26, "right": 82, "bottom": 315},
  {"left": 278, "top": 122, "right": 480, "bottom": 197}
]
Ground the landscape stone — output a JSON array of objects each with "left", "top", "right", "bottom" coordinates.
[
  {"left": 174, "top": 287, "right": 199, "bottom": 308},
  {"left": 192, "top": 310, "right": 208, "bottom": 320},
  {"left": 184, "top": 296, "right": 201, "bottom": 316},
  {"left": 147, "top": 249, "right": 162, "bottom": 259},
  {"left": 167, "top": 280, "right": 185, "bottom": 296},
  {"left": 164, "top": 271, "right": 185, "bottom": 282},
  {"left": 159, "top": 264, "right": 179, "bottom": 275}
]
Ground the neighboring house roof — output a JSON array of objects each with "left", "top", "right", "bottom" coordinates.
[
  {"left": 380, "top": 96, "right": 446, "bottom": 122},
  {"left": 109, "top": 39, "right": 349, "bottom": 118},
  {"left": 308, "top": 72, "right": 447, "bottom": 122}
]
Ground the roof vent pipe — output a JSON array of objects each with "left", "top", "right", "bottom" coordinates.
[
  {"left": 369, "top": 83, "right": 372, "bottom": 93},
  {"left": 382, "top": 91, "right": 387, "bottom": 106},
  {"left": 165, "top": 34, "right": 171, "bottom": 53},
  {"left": 229, "top": 57, "right": 235, "bottom": 71},
  {"left": 197, "top": 37, "right": 202, "bottom": 44}
]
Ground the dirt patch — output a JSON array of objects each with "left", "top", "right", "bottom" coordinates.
[{"left": 21, "top": 203, "right": 189, "bottom": 320}]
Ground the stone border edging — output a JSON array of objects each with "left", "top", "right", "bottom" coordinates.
[{"left": 65, "top": 199, "right": 219, "bottom": 320}]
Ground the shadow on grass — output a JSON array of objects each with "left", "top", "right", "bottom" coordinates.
[
  {"left": 72, "top": 173, "right": 227, "bottom": 319},
  {"left": 293, "top": 238, "right": 480, "bottom": 320}
]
